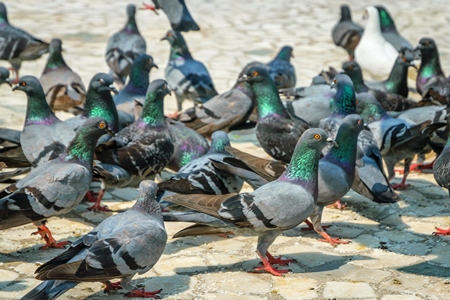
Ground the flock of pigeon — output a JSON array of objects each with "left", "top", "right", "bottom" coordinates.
[{"left": 0, "top": 1, "right": 449, "bottom": 299}]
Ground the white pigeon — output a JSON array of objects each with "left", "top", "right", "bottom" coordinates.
[{"left": 354, "top": 6, "right": 398, "bottom": 80}]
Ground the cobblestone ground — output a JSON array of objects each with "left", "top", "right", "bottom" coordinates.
[{"left": 0, "top": 1, "right": 449, "bottom": 299}]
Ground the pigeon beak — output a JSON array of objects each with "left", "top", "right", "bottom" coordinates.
[
  {"left": 160, "top": 36, "right": 167, "bottom": 41},
  {"left": 363, "top": 123, "right": 370, "bottom": 131},
  {"left": 12, "top": 84, "right": 20, "bottom": 91},
  {"left": 326, "top": 137, "right": 338, "bottom": 147},
  {"left": 152, "top": 63, "right": 159, "bottom": 69},
  {"left": 4, "top": 78, "right": 11, "bottom": 87},
  {"left": 238, "top": 74, "right": 248, "bottom": 82},
  {"left": 106, "top": 127, "right": 115, "bottom": 137},
  {"left": 109, "top": 85, "right": 119, "bottom": 95},
  {"left": 167, "top": 89, "right": 172, "bottom": 96}
]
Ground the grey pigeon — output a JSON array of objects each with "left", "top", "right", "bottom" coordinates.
[
  {"left": 177, "top": 61, "right": 259, "bottom": 137},
  {"left": 114, "top": 53, "right": 158, "bottom": 122},
  {"left": 0, "top": 118, "right": 112, "bottom": 249},
  {"left": 162, "top": 30, "right": 218, "bottom": 112},
  {"left": 365, "top": 48, "right": 415, "bottom": 98},
  {"left": 0, "top": 2, "right": 49, "bottom": 83},
  {"left": 158, "top": 131, "right": 243, "bottom": 195},
  {"left": 165, "top": 129, "right": 335, "bottom": 276},
  {"left": 356, "top": 94, "right": 444, "bottom": 190},
  {"left": 13, "top": 76, "right": 76, "bottom": 167},
  {"left": 92, "top": 80, "right": 174, "bottom": 212},
  {"left": 375, "top": 5, "right": 415, "bottom": 54},
  {"left": 65, "top": 73, "right": 120, "bottom": 142},
  {"left": 415, "top": 38, "right": 450, "bottom": 104},
  {"left": 141, "top": 0, "right": 200, "bottom": 31},
  {"left": 21, "top": 180, "right": 167, "bottom": 300},
  {"left": 320, "top": 74, "right": 400, "bottom": 203},
  {"left": 39, "top": 38, "right": 86, "bottom": 114},
  {"left": 331, "top": 4, "right": 363, "bottom": 59},
  {"left": 0, "top": 66, "right": 10, "bottom": 86},
  {"left": 240, "top": 65, "right": 310, "bottom": 163},
  {"left": 266, "top": 46, "right": 296, "bottom": 89},
  {"left": 105, "top": 4, "right": 146, "bottom": 86},
  {"left": 342, "top": 60, "right": 417, "bottom": 112}
]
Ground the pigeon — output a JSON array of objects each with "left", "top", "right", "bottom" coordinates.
[
  {"left": 65, "top": 73, "right": 120, "bottom": 140},
  {"left": 162, "top": 29, "right": 218, "bottom": 112},
  {"left": 415, "top": 38, "right": 450, "bottom": 103},
  {"left": 114, "top": 53, "right": 158, "bottom": 122},
  {"left": 13, "top": 76, "right": 76, "bottom": 167},
  {"left": 282, "top": 84, "right": 334, "bottom": 127},
  {"left": 211, "top": 115, "right": 365, "bottom": 246},
  {"left": 0, "top": 118, "right": 112, "bottom": 249},
  {"left": 141, "top": 0, "right": 200, "bottom": 32},
  {"left": 266, "top": 46, "right": 296, "bottom": 89},
  {"left": 165, "top": 117, "right": 209, "bottom": 172},
  {"left": 310, "top": 66, "right": 339, "bottom": 85},
  {"left": 0, "top": 2, "right": 49, "bottom": 83},
  {"left": 39, "top": 38, "right": 86, "bottom": 114},
  {"left": 331, "top": 4, "right": 364, "bottom": 60},
  {"left": 92, "top": 79, "right": 174, "bottom": 212},
  {"left": 342, "top": 60, "right": 417, "bottom": 112},
  {"left": 164, "top": 128, "right": 335, "bottom": 276},
  {"left": 356, "top": 94, "right": 444, "bottom": 190},
  {"left": 375, "top": 5, "right": 415, "bottom": 54},
  {"left": 321, "top": 74, "right": 400, "bottom": 203},
  {"left": 105, "top": 4, "right": 146, "bottom": 86},
  {"left": 158, "top": 131, "right": 243, "bottom": 195},
  {"left": 354, "top": 6, "right": 398, "bottom": 79},
  {"left": 21, "top": 180, "right": 167, "bottom": 300},
  {"left": 240, "top": 65, "right": 310, "bottom": 163},
  {"left": 177, "top": 61, "right": 259, "bottom": 137},
  {"left": 0, "top": 66, "right": 10, "bottom": 86},
  {"left": 365, "top": 48, "right": 415, "bottom": 98}
]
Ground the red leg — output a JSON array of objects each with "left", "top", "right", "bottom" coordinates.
[
  {"left": 301, "top": 219, "right": 331, "bottom": 231},
  {"left": 7, "top": 67, "right": 19, "bottom": 84},
  {"left": 32, "top": 224, "right": 69, "bottom": 249},
  {"left": 316, "top": 231, "right": 350, "bottom": 247},
  {"left": 103, "top": 281, "right": 123, "bottom": 293},
  {"left": 390, "top": 176, "right": 410, "bottom": 190},
  {"left": 125, "top": 288, "right": 162, "bottom": 298},
  {"left": 266, "top": 251, "right": 296, "bottom": 266},
  {"left": 397, "top": 158, "right": 436, "bottom": 174},
  {"left": 433, "top": 227, "right": 450, "bottom": 236},
  {"left": 326, "top": 199, "right": 346, "bottom": 210},
  {"left": 139, "top": 2, "right": 159, "bottom": 14},
  {"left": 84, "top": 191, "right": 98, "bottom": 202},
  {"left": 250, "top": 251, "right": 290, "bottom": 276},
  {"left": 87, "top": 189, "right": 111, "bottom": 212}
]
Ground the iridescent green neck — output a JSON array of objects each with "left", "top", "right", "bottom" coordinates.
[
  {"left": 278, "top": 143, "right": 320, "bottom": 197},
  {"left": 332, "top": 85, "right": 356, "bottom": 116},
  {"left": 346, "top": 70, "right": 367, "bottom": 93},
  {"left": 208, "top": 137, "right": 230, "bottom": 154},
  {"left": 62, "top": 128, "right": 97, "bottom": 164},
  {"left": 323, "top": 126, "right": 358, "bottom": 175},
  {"left": 378, "top": 9, "right": 396, "bottom": 32},
  {"left": 277, "top": 48, "right": 291, "bottom": 62},
  {"left": 385, "top": 59, "right": 409, "bottom": 95},
  {"left": 360, "top": 102, "right": 387, "bottom": 122},
  {"left": 419, "top": 49, "right": 444, "bottom": 78},
  {"left": 141, "top": 97, "right": 165, "bottom": 126},
  {"left": 25, "top": 89, "right": 59, "bottom": 126},
  {"left": 169, "top": 43, "right": 192, "bottom": 60},
  {"left": 252, "top": 80, "right": 289, "bottom": 120},
  {"left": 127, "top": 63, "right": 150, "bottom": 90},
  {"left": 45, "top": 49, "right": 67, "bottom": 70},
  {"left": 83, "top": 90, "right": 119, "bottom": 132},
  {"left": 124, "top": 15, "right": 139, "bottom": 34}
]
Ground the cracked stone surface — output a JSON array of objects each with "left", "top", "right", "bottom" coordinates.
[{"left": 0, "top": 0, "right": 450, "bottom": 299}]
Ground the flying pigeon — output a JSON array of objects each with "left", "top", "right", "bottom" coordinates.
[
  {"left": 141, "top": 0, "right": 200, "bottom": 31},
  {"left": 21, "top": 180, "right": 167, "bottom": 299},
  {"left": 105, "top": 4, "right": 146, "bottom": 86}
]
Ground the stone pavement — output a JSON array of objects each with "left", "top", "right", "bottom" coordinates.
[{"left": 0, "top": 0, "right": 449, "bottom": 299}]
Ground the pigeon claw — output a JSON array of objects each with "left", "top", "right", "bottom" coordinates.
[
  {"left": 84, "top": 191, "right": 99, "bottom": 202},
  {"left": 32, "top": 224, "right": 69, "bottom": 249},
  {"left": 317, "top": 231, "right": 350, "bottom": 247},
  {"left": 103, "top": 281, "right": 123, "bottom": 293},
  {"left": 125, "top": 288, "right": 163, "bottom": 298},
  {"left": 390, "top": 182, "right": 410, "bottom": 190},
  {"left": 88, "top": 203, "right": 112, "bottom": 212},
  {"left": 266, "top": 251, "right": 296, "bottom": 266},
  {"left": 140, "top": 2, "right": 159, "bottom": 15},
  {"left": 326, "top": 199, "right": 346, "bottom": 210},
  {"left": 433, "top": 227, "right": 450, "bottom": 236},
  {"left": 252, "top": 251, "right": 291, "bottom": 276}
]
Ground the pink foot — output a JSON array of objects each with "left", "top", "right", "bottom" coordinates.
[
  {"left": 326, "top": 199, "right": 346, "bottom": 210},
  {"left": 139, "top": 2, "right": 159, "bottom": 14},
  {"left": 391, "top": 182, "right": 410, "bottom": 190},
  {"left": 125, "top": 288, "right": 162, "bottom": 298},
  {"left": 317, "top": 231, "right": 350, "bottom": 247},
  {"left": 266, "top": 252, "right": 296, "bottom": 266},
  {"left": 433, "top": 227, "right": 450, "bottom": 236},
  {"left": 103, "top": 281, "right": 123, "bottom": 293},
  {"left": 250, "top": 251, "right": 291, "bottom": 276}
]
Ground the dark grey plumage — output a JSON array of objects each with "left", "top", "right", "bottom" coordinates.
[
  {"left": 331, "top": 4, "right": 363, "bottom": 59},
  {"left": 266, "top": 46, "right": 296, "bottom": 89},
  {"left": 143, "top": 0, "right": 200, "bottom": 31},
  {"left": 0, "top": 2, "right": 49, "bottom": 82},
  {"left": 21, "top": 180, "right": 167, "bottom": 300},
  {"left": 105, "top": 4, "right": 146, "bottom": 85},
  {"left": 162, "top": 30, "right": 218, "bottom": 111},
  {"left": 158, "top": 131, "right": 243, "bottom": 195},
  {"left": 40, "top": 38, "right": 86, "bottom": 114}
]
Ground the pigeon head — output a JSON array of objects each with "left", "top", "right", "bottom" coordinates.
[
  {"left": 341, "top": 60, "right": 366, "bottom": 92},
  {"left": 330, "top": 74, "right": 357, "bottom": 116},
  {"left": 0, "top": 2, "right": 7, "bottom": 23},
  {"left": 126, "top": 3, "right": 137, "bottom": 17},
  {"left": 0, "top": 66, "right": 10, "bottom": 86},
  {"left": 341, "top": 114, "right": 365, "bottom": 133},
  {"left": 13, "top": 75, "right": 45, "bottom": 95},
  {"left": 239, "top": 66, "right": 271, "bottom": 85},
  {"left": 374, "top": 5, "right": 396, "bottom": 33},
  {"left": 209, "top": 131, "right": 231, "bottom": 154},
  {"left": 134, "top": 53, "right": 158, "bottom": 72},
  {"left": 275, "top": 46, "right": 294, "bottom": 62},
  {"left": 416, "top": 37, "right": 438, "bottom": 54},
  {"left": 133, "top": 180, "right": 162, "bottom": 215},
  {"left": 122, "top": 3, "right": 140, "bottom": 34},
  {"left": 161, "top": 30, "right": 185, "bottom": 47},
  {"left": 141, "top": 79, "right": 171, "bottom": 126},
  {"left": 355, "top": 93, "right": 385, "bottom": 122},
  {"left": 88, "top": 73, "right": 118, "bottom": 95},
  {"left": 49, "top": 38, "right": 63, "bottom": 54},
  {"left": 339, "top": 4, "right": 351, "bottom": 21},
  {"left": 44, "top": 38, "right": 67, "bottom": 70}
]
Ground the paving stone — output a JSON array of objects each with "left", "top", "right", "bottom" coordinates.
[
  {"left": 323, "top": 281, "right": 377, "bottom": 299},
  {"left": 199, "top": 272, "right": 271, "bottom": 295},
  {"left": 272, "top": 277, "right": 318, "bottom": 300}
]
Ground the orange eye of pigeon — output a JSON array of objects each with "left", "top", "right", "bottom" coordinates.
[
  {"left": 252, "top": 71, "right": 258, "bottom": 77},
  {"left": 167, "top": 31, "right": 173, "bottom": 37},
  {"left": 357, "top": 120, "right": 362, "bottom": 125},
  {"left": 21, "top": 81, "right": 26, "bottom": 86},
  {"left": 314, "top": 134, "right": 321, "bottom": 140},
  {"left": 98, "top": 122, "right": 106, "bottom": 129}
]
